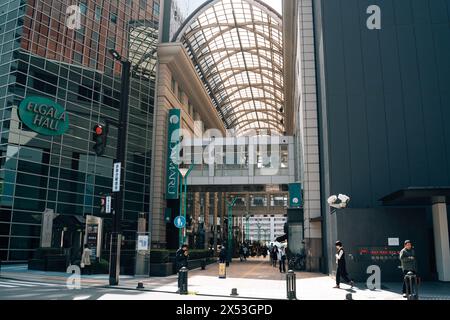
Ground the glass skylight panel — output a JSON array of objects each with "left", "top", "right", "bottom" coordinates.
[{"left": 177, "top": 0, "right": 284, "bottom": 134}]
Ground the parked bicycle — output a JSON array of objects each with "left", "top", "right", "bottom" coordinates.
[{"left": 288, "top": 253, "right": 306, "bottom": 271}]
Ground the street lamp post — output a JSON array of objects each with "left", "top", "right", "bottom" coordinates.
[
  {"left": 108, "top": 49, "right": 131, "bottom": 286},
  {"left": 245, "top": 213, "right": 250, "bottom": 242},
  {"left": 178, "top": 164, "right": 194, "bottom": 247},
  {"left": 226, "top": 197, "right": 237, "bottom": 264}
]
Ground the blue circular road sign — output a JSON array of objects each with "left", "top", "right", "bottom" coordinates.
[{"left": 174, "top": 216, "right": 186, "bottom": 228}]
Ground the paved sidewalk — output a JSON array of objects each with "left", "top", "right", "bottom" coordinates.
[
  {"left": 2, "top": 259, "right": 449, "bottom": 300},
  {"left": 116, "top": 259, "right": 404, "bottom": 300}
]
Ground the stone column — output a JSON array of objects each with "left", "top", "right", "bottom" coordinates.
[
  {"left": 432, "top": 197, "right": 450, "bottom": 281},
  {"left": 149, "top": 64, "right": 172, "bottom": 248},
  {"left": 213, "top": 192, "right": 218, "bottom": 255},
  {"left": 204, "top": 192, "right": 210, "bottom": 249}
]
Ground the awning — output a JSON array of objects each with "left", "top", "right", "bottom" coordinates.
[
  {"left": 379, "top": 187, "right": 450, "bottom": 206},
  {"left": 53, "top": 214, "right": 86, "bottom": 230}
]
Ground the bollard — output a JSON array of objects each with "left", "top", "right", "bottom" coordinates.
[
  {"left": 230, "top": 288, "right": 239, "bottom": 296},
  {"left": 286, "top": 270, "right": 297, "bottom": 300},
  {"left": 345, "top": 293, "right": 353, "bottom": 300},
  {"left": 404, "top": 271, "right": 419, "bottom": 300},
  {"left": 201, "top": 259, "right": 206, "bottom": 270},
  {"left": 136, "top": 282, "right": 144, "bottom": 289},
  {"left": 178, "top": 267, "right": 188, "bottom": 295},
  {"left": 219, "top": 262, "right": 226, "bottom": 279}
]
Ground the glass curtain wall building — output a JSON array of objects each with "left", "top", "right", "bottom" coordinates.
[{"left": 0, "top": 0, "right": 160, "bottom": 267}]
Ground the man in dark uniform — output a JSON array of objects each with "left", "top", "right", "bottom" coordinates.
[
  {"left": 176, "top": 244, "right": 189, "bottom": 271},
  {"left": 399, "top": 240, "right": 417, "bottom": 298},
  {"left": 334, "top": 241, "right": 354, "bottom": 289},
  {"left": 176, "top": 244, "right": 189, "bottom": 292},
  {"left": 219, "top": 245, "right": 227, "bottom": 263}
]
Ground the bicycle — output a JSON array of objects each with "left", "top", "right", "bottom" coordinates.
[{"left": 288, "top": 253, "right": 306, "bottom": 271}]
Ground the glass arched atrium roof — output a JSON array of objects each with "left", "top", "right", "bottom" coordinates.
[
  {"left": 173, "top": 0, "right": 284, "bottom": 136},
  {"left": 128, "top": 19, "right": 159, "bottom": 80}
]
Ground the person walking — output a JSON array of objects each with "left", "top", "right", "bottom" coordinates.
[
  {"left": 176, "top": 244, "right": 189, "bottom": 271},
  {"left": 243, "top": 246, "right": 248, "bottom": 261},
  {"left": 278, "top": 245, "right": 286, "bottom": 273},
  {"left": 334, "top": 241, "right": 354, "bottom": 288},
  {"left": 176, "top": 244, "right": 189, "bottom": 293},
  {"left": 269, "top": 244, "right": 273, "bottom": 265},
  {"left": 219, "top": 245, "right": 227, "bottom": 263},
  {"left": 272, "top": 246, "right": 278, "bottom": 267},
  {"left": 239, "top": 245, "right": 245, "bottom": 262},
  {"left": 80, "top": 244, "right": 92, "bottom": 275},
  {"left": 400, "top": 240, "right": 417, "bottom": 298}
]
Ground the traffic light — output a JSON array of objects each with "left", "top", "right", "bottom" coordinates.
[
  {"left": 92, "top": 124, "right": 107, "bottom": 156},
  {"left": 100, "top": 195, "right": 106, "bottom": 213}
]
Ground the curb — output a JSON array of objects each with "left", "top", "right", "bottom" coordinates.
[{"left": 103, "top": 285, "right": 280, "bottom": 300}]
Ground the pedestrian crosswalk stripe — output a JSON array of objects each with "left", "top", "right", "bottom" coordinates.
[
  {"left": 5, "top": 279, "right": 60, "bottom": 286},
  {"left": 1, "top": 280, "right": 35, "bottom": 287},
  {"left": 0, "top": 279, "right": 61, "bottom": 287},
  {"left": 0, "top": 283, "right": 15, "bottom": 288}
]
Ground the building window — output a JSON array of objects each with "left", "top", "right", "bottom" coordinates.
[
  {"left": 75, "top": 26, "right": 85, "bottom": 43},
  {"left": 95, "top": 6, "right": 102, "bottom": 21},
  {"left": 110, "top": 13, "right": 117, "bottom": 24},
  {"left": 178, "top": 88, "right": 183, "bottom": 103},
  {"left": 73, "top": 51, "right": 83, "bottom": 64},
  {"left": 106, "top": 37, "right": 116, "bottom": 52},
  {"left": 140, "top": 0, "right": 147, "bottom": 9},
  {"left": 250, "top": 195, "right": 267, "bottom": 207},
  {"left": 153, "top": 2, "right": 160, "bottom": 16},
  {"left": 79, "top": 2, "right": 87, "bottom": 15},
  {"left": 171, "top": 77, "right": 176, "bottom": 93},
  {"left": 270, "top": 195, "right": 287, "bottom": 207}
]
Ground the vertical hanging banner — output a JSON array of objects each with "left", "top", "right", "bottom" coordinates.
[
  {"left": 166, "top": 109, "right": 181, "bottom": 199},
  {"left": 288, "top": 183, "right": 302, "bottom": 207}
]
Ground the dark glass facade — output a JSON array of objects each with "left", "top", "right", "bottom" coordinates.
[{"left": 0, "top": 0, "right": 160, "bottom": 265}]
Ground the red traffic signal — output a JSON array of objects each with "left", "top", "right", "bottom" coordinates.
[
  {"left": 94, "top": 125, "right": 103, "bottom": 135},
  {"left": 93, "top": 124, "right": 107, "bottom": 156}
]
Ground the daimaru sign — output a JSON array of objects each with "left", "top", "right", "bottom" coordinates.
[
  {"left": 165, "top": 109, "right": 181, "bottom": 200},
  {"left": 18, "top": 96, "right": 69, "bottom": 136}
]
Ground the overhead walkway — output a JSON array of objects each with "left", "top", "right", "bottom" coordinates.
[{"left": 181, "top": 135, "right": 295, "bottom": 186}]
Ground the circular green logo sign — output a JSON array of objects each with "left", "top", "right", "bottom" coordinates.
[{"left": 18, "top": 96, "right": 69, "bottom": 136}]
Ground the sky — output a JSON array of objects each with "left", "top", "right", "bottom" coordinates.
[
  {"left": 178, "top": 0, "right": 282, "bottom": 16},
  {"left": 261, "top": 0, "right": 282, "bottom": 14}
]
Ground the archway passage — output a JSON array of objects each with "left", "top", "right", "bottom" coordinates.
[{"left": 173, "top": 0, "right": 285, "bottom": 136}]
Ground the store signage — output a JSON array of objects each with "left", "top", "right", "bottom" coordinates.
[
  {"left": 105, "top": 196, "right": 112, "bottom": 213},
  {"left": 85, "top": 215, "right": 103, "bottom": 259},
  {"left": 388, "top": 238, "right": 399, "bottom": 246},
  {"left": 166, "top": 109, "right": 181, "bottom": 199},
  {"left": 137, "top": 235, "right": 149, "bottom": 251},
  {"left": 18, "top": 96, "right": 69, "bottom": 135},
  {"left": 112, "top": 162, "right": 121, "bottom": 192},
  {"left": 174, "top": 215, "right": 186, "bottom": 229},
  {"left": 41, "top": 209, "right": 56, "bottom": 248},
  {"left": 358, "top": 247, "right": 400, "bottom": 262},
  {"left": 288, "top": 183, "right": 302, "bottom": 207}
]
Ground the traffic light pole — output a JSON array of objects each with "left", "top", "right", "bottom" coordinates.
[{"left": 109, "top": 58, "right": 131, "bottom": 286}]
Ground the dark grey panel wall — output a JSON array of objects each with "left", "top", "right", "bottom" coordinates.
[
  {"left": 314, "top": 0, "right": 450, "bottom": 208},
  {"left": 335, "top": 208, "right": 431, "bottom": 282}
]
